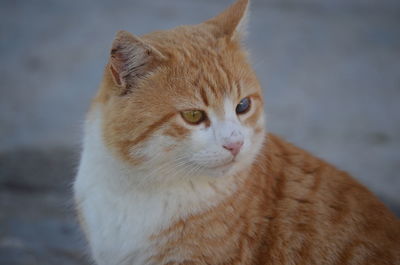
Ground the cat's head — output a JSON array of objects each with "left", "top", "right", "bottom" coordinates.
[{"left": 96, "top": 0, "right": 265, "bottom": 183}]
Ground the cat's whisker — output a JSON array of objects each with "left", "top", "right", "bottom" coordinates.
[{"left": 142, "top": 156, "right": 194, "bottom": 182}]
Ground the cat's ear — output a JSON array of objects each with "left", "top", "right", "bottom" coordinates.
[
  {"left": 109, "top": 30, "right": 165, "bottom": 93},
  {"left": 204, "top": 0, "right": 249, "bottom": 41}
]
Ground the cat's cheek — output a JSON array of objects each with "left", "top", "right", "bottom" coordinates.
[
  {"left": 231, "top": 125, "right": 264, "bottom": 172},
  {"left": 187, "top": 126, "right": 214, "bottom": 151},
  {"left": 129, "top": 134, "right": 179, "bottom": 167},
  {"left": 240, "top": 127, "right": 256, "bottom": 153}
]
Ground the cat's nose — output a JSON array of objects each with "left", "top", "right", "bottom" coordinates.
[{"left": 223, "top": 141, "right": 244, "bottom": 156}]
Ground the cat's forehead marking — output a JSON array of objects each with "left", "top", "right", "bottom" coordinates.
[
  {"left": 233, "top": 80, "right": 241, "bottom": 98},
  {"left": 207, "top": 97, "right": 237, "bottom": 121},
  {"left": 189, "top": 52, "right": 235, "bottom": 98},
  {"left": 199, "top": 87, "right": 209, "bottom": 107}
]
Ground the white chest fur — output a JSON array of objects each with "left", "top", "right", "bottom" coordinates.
[{"left": 73, "top": 109, "right": 238, "bottom": 265}]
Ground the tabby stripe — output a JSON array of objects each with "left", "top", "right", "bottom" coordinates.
[
  {"left": 337, "top": 240, "right": 366, "bottom": 264},
  {"left": 215, "top": 58, "right": 231, "bottom": 94},
  {"left": 310, "top": 170, "right": 321, "bottom": 192},
  {"left": 164, "top": 122, "right": 190, "bottom": 138},
  {"left": 235, "top": 80, "right": 241, "bottom": 98},
  {"left": 203, "top": 76, "right": 219, "bottom": 98},
  {"left": 127, "top": 112, "right": 175, "bottom": 148},
  {"left": 199, "top": 87, "right": 209, "bottom": 106},
  {"left": 330, "top": 184, "right": 351, "bottom": 225}
]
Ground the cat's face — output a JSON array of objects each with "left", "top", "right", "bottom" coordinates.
[{"left": 98, "top": 0, "right": 265, "bottom": 183}]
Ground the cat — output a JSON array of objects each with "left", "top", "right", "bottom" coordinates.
[{"left": 73, "top": 0, "right": 400, "bottom": 264}]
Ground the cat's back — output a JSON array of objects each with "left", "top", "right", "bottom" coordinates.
[{"left": 258, "top": 133, "right": 400, "bottom": 264}]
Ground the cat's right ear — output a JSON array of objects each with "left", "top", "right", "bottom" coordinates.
[
  {"left": 109, "top": 30, "right": 165, "bottom": 94},
  {"left": 204, "top": 0, "right": 249, "bottom": 42}
]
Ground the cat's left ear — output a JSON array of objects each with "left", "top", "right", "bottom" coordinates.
[
  {"left": 204, "top": 0, "right": 249, "bottom": 42},
  {"left": 109, "top": 30, "right": 166, "bottom": 94}
]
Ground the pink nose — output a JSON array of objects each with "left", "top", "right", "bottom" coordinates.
[{"left": 223, "top": 141, "right": 244, "bottom": 156}]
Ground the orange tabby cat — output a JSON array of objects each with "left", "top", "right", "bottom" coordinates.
[{"left": 74, "top": 0, "right": 400, "bottom": 264}]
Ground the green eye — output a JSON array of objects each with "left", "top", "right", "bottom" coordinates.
[
  {"left": 181, "top": 110, "right": 206, "bottom": 124},
  {"left": 236, "top": 97, "right": 251, "bottom": 114}
]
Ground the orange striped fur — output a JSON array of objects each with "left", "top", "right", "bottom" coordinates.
[
  {"left": 147, "top": 134, "right": 400, "bottom": 264},
  {"left": 75, "top": 0, "right": 400, "bottom": 264}
]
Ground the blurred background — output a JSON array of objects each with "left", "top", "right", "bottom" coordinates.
[{"left": 1, "top": 0, "right": 399, "bottom": 264}]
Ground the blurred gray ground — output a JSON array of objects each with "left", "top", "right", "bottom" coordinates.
[{"left": 0, "top": 0, "right": 399, "bottom": 264}]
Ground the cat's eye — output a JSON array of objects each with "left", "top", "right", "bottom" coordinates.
[
  {"left": 181, "top": 110, "right": 206, "bottom": 125},
  {"left": 236, "top": 97, "right": 251, "bottom": 114}
]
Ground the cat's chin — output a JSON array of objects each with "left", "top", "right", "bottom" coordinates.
[
  {"left": 199, "top": 160, "right": 244, "bottom": 178},
  {"left": 209, "top": 160, "right": 235, "bottom": 170}
]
